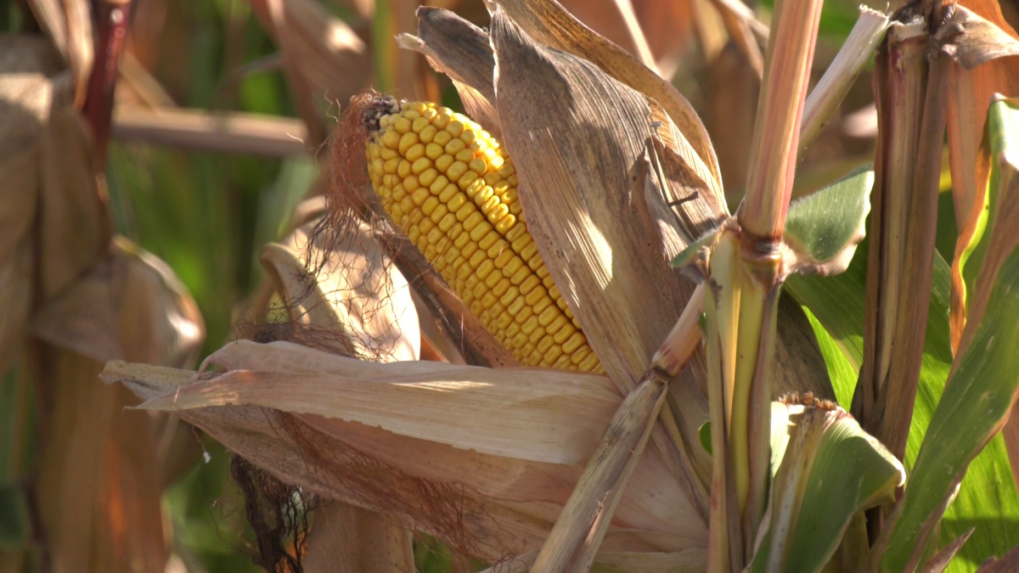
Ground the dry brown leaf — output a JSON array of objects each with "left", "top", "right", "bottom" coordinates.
[
  {"left": 31, "top": 237, "right": 205, "bottom": 368},
  {"left": 36, "top": 351, "right": 167, "bottom": 573},
  {"left": 494, "top": 0, "right": 723, "bottom": 192},
  {"left": 943, "top": 2, "right": 1019, "bottom": 352},
  {"left": 39, "top": 91, "right": 111, "bottom": 299},
  {"left": 261, "top": 219, "right": 420, "bottom": 362},
  {"left": 25, "top": 0, "right": 94, "bottom": 107}
]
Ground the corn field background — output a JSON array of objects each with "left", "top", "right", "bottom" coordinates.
[{"left": 3, "top": 0, "right": 1019, "bottom": 572}]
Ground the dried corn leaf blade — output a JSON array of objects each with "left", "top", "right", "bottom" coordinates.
[
  {"left": 31, "top": 237, "right": 205, "bottom": 368},
  {"left": 37, "top": 351, "right": 167, "bottom": 573},
  {"left": 39, "top": 85, "right": 111, "bottom": 299},
  {"left": 490, "top": 7, "right": 694, "bottom": 388},
  {"left": 103, "top": 356, "right": 708, "bottom": 561},
  {"left": 261, "top": 219, "right": 420, "bottom": 362},
  {"left": 25, "top": 0, "right": 93, "bottom": 106},
  {"left": 493, "top": 0, "right": 723, "bottom": 194},
  {"left": 0, "top": 36, "right": 58, "bottom": 265},
  {"left": 943, "top": 2, "right": 1019, "bottom": 351}
]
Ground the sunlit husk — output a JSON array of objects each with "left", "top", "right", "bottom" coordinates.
[
  {"left": 104, "top": 345, "right": 709, "bottom": 562},
  {"left": 261, "top": 218, "right": 420, "bottom": 362}
]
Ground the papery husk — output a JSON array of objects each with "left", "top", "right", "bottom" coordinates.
[
  {"left": 263, "top": 209, "right": 417, "bottom": 571},
  {"left": 104, "top": 346, "right": 709, "bottom": 564},
  {"left": 492, "top": 0, "right": 723, "bottom": 193},
  {"left": 491, "top": 9, "right": 713, "bottom": 524},
  {"left": 261, "top": 218, "right": 420, "bottom": 362}
]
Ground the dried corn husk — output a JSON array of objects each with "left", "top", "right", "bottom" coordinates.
[{"left": 103, "top": 343, "right": 709, "bottom": 564}]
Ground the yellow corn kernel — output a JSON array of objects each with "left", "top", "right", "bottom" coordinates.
[{"left": 366, "top": 99, "right": 600, "bottom": 372}]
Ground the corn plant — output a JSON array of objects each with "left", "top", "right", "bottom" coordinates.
[{"left": 6, "top": 0, "right": 1019, "bottom": 571}]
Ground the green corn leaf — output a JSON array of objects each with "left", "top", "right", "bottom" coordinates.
[
  {"left": 786, "top": 241, "right": 1019, "bottom": 571},
  {"left": 783, "top": 167, "right": 874, "bottom": 276},
  {"left": 0, "top": 482, "right": 30, "bottom": 550},
  {"left": 877, "top": 97, "right": 1019, "bottom": 573},
  {"left": 748, "top": 400, "right": 904, "bottom": 573}
]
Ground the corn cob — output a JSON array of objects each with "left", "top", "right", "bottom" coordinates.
[{"left": 364, "top": 99, "right": 602, "bottom": 373}]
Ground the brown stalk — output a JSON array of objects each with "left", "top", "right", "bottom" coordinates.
[
  {"left": 859, "top": 12, "right": 951, "bottom": 466},
  {"left": 878, "top": 54, "right": 950, "bottom": 461},
  {"left": 856, "top": 22, "right": 928, "bottom": 428},
  {"left": 112, "top": 106, "right": 309, "bottom": 156},
  {"left": 82, "top": 0, "right": 134, "bottom": 166},
  {"left": 738, "top": 0, "right": 823, "bottom": 241}
]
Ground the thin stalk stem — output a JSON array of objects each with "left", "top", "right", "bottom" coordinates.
[{"left": 739, "top": 0, "right": 824, "bottom": 241}]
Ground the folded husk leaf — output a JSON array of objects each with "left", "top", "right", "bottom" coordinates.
[
  {"left": 104, "top": 343, "right": 709, "bottom": 563},
  {"left": 491, "top": 9, "right": 715, "bottom": 523}
]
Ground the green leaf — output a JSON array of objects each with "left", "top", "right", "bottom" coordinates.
[
  {"left": 749, "top": 401, "right": 904, "bottom": 573},
  {"left": 783, "top": 167, "right": 873, "bottom": 276},
  {"left": 699, "top": 421, "right": 712, "bottom": 455},
  {"left": 799, "top": 303, "right": 857, "bottom": 408},
  {"left": 878, "top": 97, "right": 1019, "bottom": 573},
  {"left": 786, "top": 242, "right": 1019, "bottom": 571},
  {"left": 669, "top": 226, "right": 718, "bottom": 270},
  {"left": 0, "top": 482, "right": 30, "bottom": 550}
]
